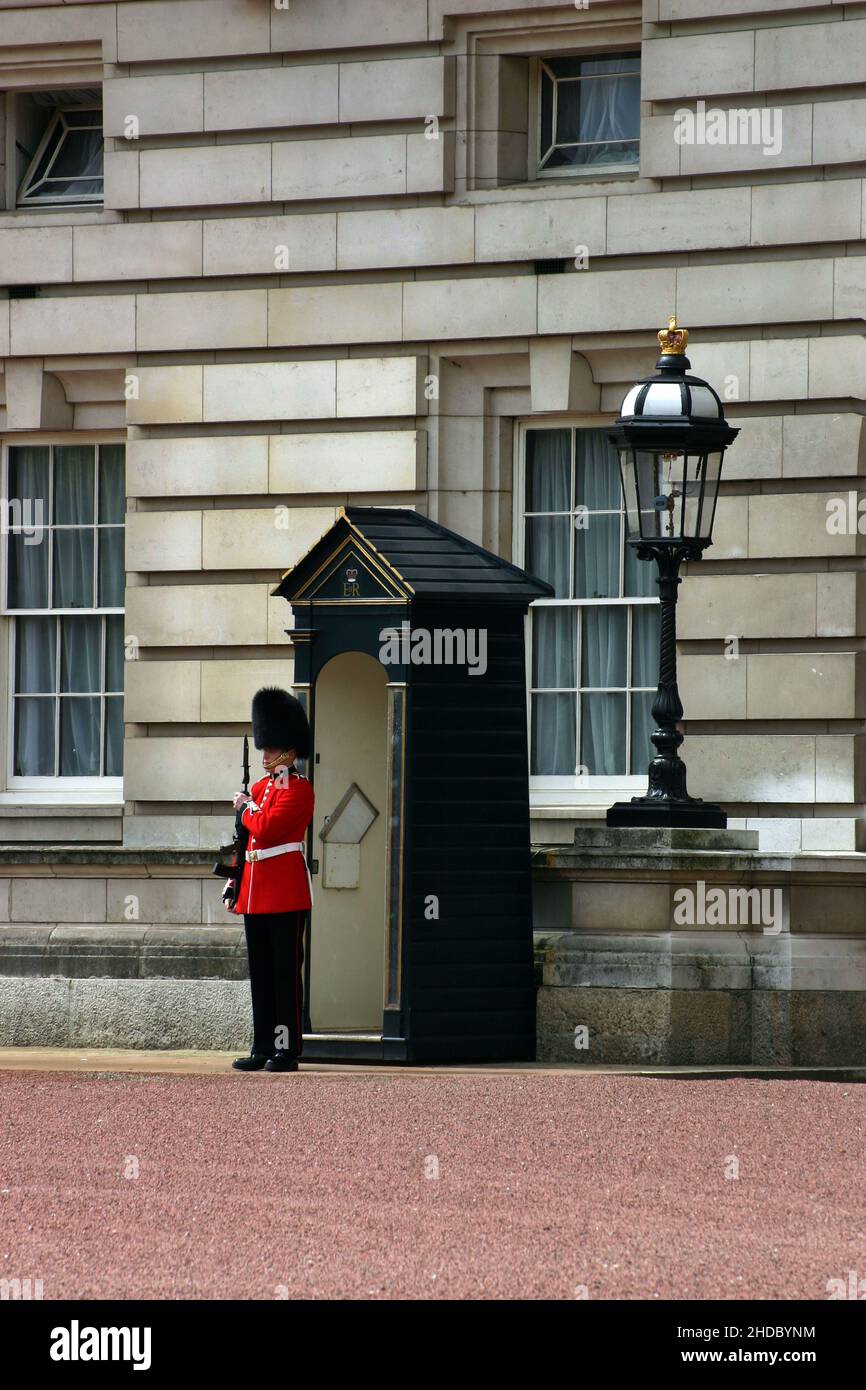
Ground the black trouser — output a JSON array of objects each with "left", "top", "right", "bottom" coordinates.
[{"left": 243, "top": 912, "right": 306, "bottom": 1058}]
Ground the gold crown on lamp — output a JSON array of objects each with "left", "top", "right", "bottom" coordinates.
[{"left": 658, "top": 315, "right": 689, "bottom": 356}]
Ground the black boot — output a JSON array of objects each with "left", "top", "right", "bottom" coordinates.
[
  {"left": 232, "top": 1052, "right": 271, "bottom": 1071},
  {"left": 265, "top": 1051, "right": 299, "bottom": 1072}
]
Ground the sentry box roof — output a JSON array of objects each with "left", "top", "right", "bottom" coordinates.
[{"left": 273, "top": 506, "right": 554, "bottom": 606}]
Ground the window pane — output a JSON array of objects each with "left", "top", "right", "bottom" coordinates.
[
  {"left": 98, "top": 528, "right": 124, "bottom": 607},
  {"left": 575, "top": 430, "right": 620, "bottom": 511},
  {"left": 632, "top": 606, "right": 660, "bottom": 688},
  {"left": 98, "top": 445, "right": 125, "bottom": 524},
  {"left": 53, "top": 529, "right": 94, "bottom": 607},
  {"left": 630, "top": 691, "right": 656, "bottom": 774},
  {"left": 7, "top": 447, "right": 49, "bottom": 607},
  {"left": 15, "top": 617, "right": 56, "bottom": 693},
  {"left": 581, "top": 692, "right": 626, "bottom": 775},
  {"left": 105, "top": 615, "right": 125, "bottom": 692},
  {"left": 526, "top": 516, "right": 570, "bottom": 597},
  {"left": 624, "top": 542, "right": 657, "bottom": 597},
  {"left": 532, "top": 607, "right": 577, "bottom": 688},
  {"left": 14, "top": 697, "right": 55, "bottom": 776},
  {"left": 104, "top": 696, "right": 123, "bottom": 776},
  {"left": 580, "top": 56, "right": 641, "bottom": 77},
  {"left": 546, "top": 56, "right": 641, "bottom": 79},
  {"left": 53, "top": 445, "right": 95, "bottom": 524},
  {"left": 51, "top": 126, "right": 99, "bottom": 178},
  {"left": 61, "top": 616, "right": 101, "bottom": 693},
  {"left": 581, "top": 607, "right": 627, "bottom": 688},
  {"left": 555, "top": 82, "right": 583, "bottom": 146},
  {"left": 9, "top": 446, "right": 49, "bottom": 514},
  {"left": 7, "top": 534, "right": 49, "bottom": 608},
  {"left": 546, "top": 57, "right": 584, "bottom": 79},
  {"left": 60, "top": 696, "right": 100, "bottom": 775},
  {"left": 574, "top": 513, "right": 619, "bottom": 598},
  {"left": 526, "top": 429, "right": 570, "bottom": 512},
  {"left": 578, "top": 72, "right": 640, "bottom": 145},
  {"left": 532, "top": 692, "right": 576, "bottom": 775},
  {"left": 545, "top": 139, "right": 640, "bottom": 171}
]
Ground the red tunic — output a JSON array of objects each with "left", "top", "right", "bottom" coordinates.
[{"left": 231, "top": 769, "right": 315, "bottom": 916}]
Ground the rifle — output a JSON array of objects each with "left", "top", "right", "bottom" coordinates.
[{"left": 213, "top": 735, "right": 250, "bottom": 909}]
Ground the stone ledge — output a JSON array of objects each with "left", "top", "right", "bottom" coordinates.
[
  {"left": 533, "top": 846, "right": 866, "bottom": 878},
  {"left": 0, "top": 806, "right": 122, "bottom": 818},
  {"left": 0, "top": 847, "right": 215, "bottom": 864},
  {"left": 0, "top": 924, "right": 246, "bottom": 980},
  {"left": 535, "top": 930, "right": 866, "bottom": 992}
]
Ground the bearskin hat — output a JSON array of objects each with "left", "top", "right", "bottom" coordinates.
[{"left": 251, "top": 686, "right": 310, "bottom": 757}]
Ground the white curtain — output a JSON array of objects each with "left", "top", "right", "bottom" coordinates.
[
  {"left": 575, "top": 430, "right": 619, "bottom": 599},
  {"left": 630, "top": 607, "right": 660, "bottom": 773},
  {"left": 576, "top": 60, "right": 640, "bottom": 166},
  {"left": 53, "top": 445, "right": 95, "bottom": 608},
  {"left": 14, "top": 617, "right": 54, "bottom": 776},
  {"left": 98, "top": 445, "right": 126, "bottom": 606},
  {"left": 525, "top": 429, "right": 570, "bottom": 596},
  {"left": 532, "top": 608, "right": 577, "bottom": 775},
  {"left": 7, "top": 447, "right": 49, "bottom": 608}
]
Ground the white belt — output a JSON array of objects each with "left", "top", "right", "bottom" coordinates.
[
  {"left": 246, "top": 841, "right": 305, "bottom": 863},
  {"left": 246, "top": 840, "right": 313, "bottom": 904}
]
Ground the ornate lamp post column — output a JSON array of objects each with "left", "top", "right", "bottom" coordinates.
[{"left": 606, "top": 318, "right": 739, "bottom": 829}]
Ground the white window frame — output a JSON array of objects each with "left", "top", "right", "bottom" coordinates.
[
  {"left": 514, "top": 418, "right": 659, "bottom": 809},
  {"left": 528, "top": 52, "right": 641, "bottom": 182},
  {"left": 1, "top": 439, "right": 123, "bottom": 804}
]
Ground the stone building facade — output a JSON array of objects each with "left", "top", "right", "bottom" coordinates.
[{"left": 0, "top": 0, "right": 864, "bottom": 1062}]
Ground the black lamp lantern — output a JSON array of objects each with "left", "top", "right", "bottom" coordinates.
[{"left": 606, "top": 317, "right": 739, "bottom": 829}]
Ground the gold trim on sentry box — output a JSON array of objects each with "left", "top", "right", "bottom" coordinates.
[{"left": 293, "top": 534, "right": 411, "bottom": 602}]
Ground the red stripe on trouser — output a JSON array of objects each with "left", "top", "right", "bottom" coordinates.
[{"left": 295, "top": 917, "right": 302, "bottom": 1058}]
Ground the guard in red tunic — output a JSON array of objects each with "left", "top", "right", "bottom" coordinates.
[{"left": 230, "top": 687, "right": 314, "bottom": 1073}]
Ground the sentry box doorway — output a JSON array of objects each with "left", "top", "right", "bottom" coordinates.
[{"left": 273, "top": 507, "right": 552, "bottom": 1063}]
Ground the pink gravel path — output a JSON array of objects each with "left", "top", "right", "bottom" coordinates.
[{"left": 1, "top": 1070, "right": 863, "bottom": 1300}]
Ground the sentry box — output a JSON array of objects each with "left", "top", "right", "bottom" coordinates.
[{"left": 273, "top": 507, "right": 552, "bottom": 1064}]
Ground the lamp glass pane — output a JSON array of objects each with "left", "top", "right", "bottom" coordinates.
[
  {"left": 632, "top": 450, "right": 670, "bottom": 538},
  {"left": 699, "top": 450, "right": 724, "bottom": 539},
  {"left": 639, "top": 382, "right": 683, "bottom": 416},
  {"left": 688, "top": 384, "right": 721, "bottom": 419},
  {"left": 680, "top": 452, "right": 705, "bottom": 539},
  {"left": 619, "top": 447, "right": 640, "bottom": 538}
]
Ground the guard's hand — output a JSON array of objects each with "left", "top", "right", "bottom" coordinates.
[{"left": 233, "top": 792, "right": 251, "bottom": 811}]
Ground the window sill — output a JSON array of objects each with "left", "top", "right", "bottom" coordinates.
[
  {"left": 0, "top": 795, "right": 123, "bottom": 814},
  {"left": 458, "top": 173, "right": 653, "bottom": 206},
  {"left": 0, "top": 207, "right": 118, "bottom": 228}
]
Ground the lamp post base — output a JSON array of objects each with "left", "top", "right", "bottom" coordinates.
[{"left": 606, "top": 798, "right": 727, "bottom": 830}]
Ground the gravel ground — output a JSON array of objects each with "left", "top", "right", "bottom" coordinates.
[{"left": 1, "top": 1069, "right": 863, "bottom": 1301}]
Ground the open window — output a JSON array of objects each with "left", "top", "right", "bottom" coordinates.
[
  {"left": 532, "top": 54, "right": 640, "bottom": 178},
  {"left": 15, "top": 88, "right": 103, "bottom": 207}
]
